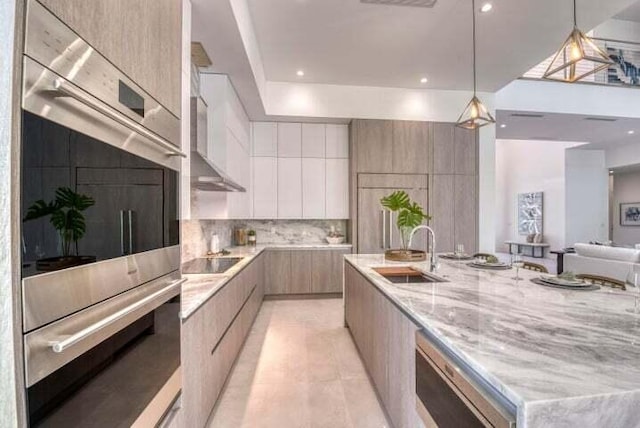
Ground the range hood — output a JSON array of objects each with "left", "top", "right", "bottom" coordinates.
[{"left": 190, "top": 97, "right": 246, "bottom": 192}]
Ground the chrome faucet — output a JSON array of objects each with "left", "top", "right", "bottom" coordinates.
[{"left": 408, "top": 225, "right": 437, "bottom": 272}]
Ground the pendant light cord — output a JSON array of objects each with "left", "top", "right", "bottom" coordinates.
[
  {"left": 573, "top": 0, "right": 577, "bottom": 28},
  {"left": 472, "top": 0, "right": 477, "bottom": 95}
]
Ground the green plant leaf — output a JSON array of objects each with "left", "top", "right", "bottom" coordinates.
[
  {"left": 67, "top": 209, "right": 87, "bottom": 241},
  {"left": 23, "top": 200, "right": 58, "bottom": 222},
  {"left": 380, "top": 190, "right": 410, "bottom": 212}
]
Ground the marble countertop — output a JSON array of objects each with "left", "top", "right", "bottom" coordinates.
[
  {"left": 181, "top": 243, "right": 352, "bottom": 319},
  {"left": 345, "top": 254, "right": 640, "bottom": 427}
]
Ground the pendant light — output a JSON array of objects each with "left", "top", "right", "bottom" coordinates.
[
  {"left": 543, "top": 0, "right": 613, "bottom": 82},
  {"left": 456, "top": 0, "right": 495, "bottom": 130}
]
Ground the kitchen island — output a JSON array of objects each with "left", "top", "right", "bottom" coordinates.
[{"left": 344, "top": 254, "right": 640, "bottom": 428}]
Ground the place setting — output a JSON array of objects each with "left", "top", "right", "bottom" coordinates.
[
  {"left": 467, "top": 254, "right": 512, "bottom": 270},
  {"left": 440, "top": 244, "right": 475, "bottom": 261},
  {"left": 530, "top": 272, "right": 600, "bottom": 291}
]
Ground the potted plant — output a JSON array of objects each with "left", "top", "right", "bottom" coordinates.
[
  {"left": 380, "top": 190, "right": 431, "bottom": 261},
  {"left": 24, "top": 187, "right": 96, "bottom": 271}
]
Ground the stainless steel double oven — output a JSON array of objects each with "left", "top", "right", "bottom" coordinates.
[{"left": 21, "top": 1, "right": 183, "bottom": 426}]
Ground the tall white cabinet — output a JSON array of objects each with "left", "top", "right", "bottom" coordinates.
[
  {"left": 251, "top": 122, "right": 349, "bottom": 220},
  {"left": 193, "top": 74, "right": 252, "bottom": 219}
]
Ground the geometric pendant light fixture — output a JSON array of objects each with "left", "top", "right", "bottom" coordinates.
[
  {"left": 456, "top": 0, "right": 495, "bottom": 129},
  {"left": 543, "top": 0, "right": 613, "bottom": 82}
]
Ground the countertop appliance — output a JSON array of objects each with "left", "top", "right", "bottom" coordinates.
[
  {"left": 182, "top": 257, "right": 243, "bottom": 274},
  {"left": 415, "top": 331, "right": 516, "bottom": 428},
  {"left": 21, "top": 1, "right": 183, "bottom": 425}
]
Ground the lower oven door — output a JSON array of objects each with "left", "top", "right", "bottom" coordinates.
[
  {"left": 415, "top": 332, "right": 516, "bottom": 428},
  {"left": 25, "top": 273, "right": 184, "bottom": 427}
]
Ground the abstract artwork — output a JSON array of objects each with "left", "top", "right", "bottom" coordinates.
[
  {"left": 621, "top": 203, "right": 640, "bottom": 226},
  {"left": 607, "top": 47, "right": 640, "bottom": 86},
  {"left": 518, "top": 192, "right": 543, "bottom": 235}
]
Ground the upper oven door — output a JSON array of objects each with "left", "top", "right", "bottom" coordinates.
[{"left": 22, "top": 0, "right": 184, "bottom": 171}]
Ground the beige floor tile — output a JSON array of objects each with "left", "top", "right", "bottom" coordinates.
[
  {"left": 341, "top": 379, "right": 392, "bottom": 428},
  {"left": 306, "top": 380, "right": 352, "bottom": 428},
  {"left": 208, "top": 299, "right": 390, "bottom": 428}
]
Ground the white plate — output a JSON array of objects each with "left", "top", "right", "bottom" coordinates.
[{"left": 539, "top": 275, "right": 588, "bottom": 287}]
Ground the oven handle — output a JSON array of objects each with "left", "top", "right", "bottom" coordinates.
[
  {"left": 52, "top": 78, "right": 187, "bottom": 158},
  {"left": 49, "top": 278, "right": 186, "bottom": 354}
]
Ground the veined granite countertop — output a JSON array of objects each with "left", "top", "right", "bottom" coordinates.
[
  {"left": 181, "top": 243, "right": 352, "bottom": 319},
  {"left": 345, "top": 254, "right": 640, "bottom": 428}
]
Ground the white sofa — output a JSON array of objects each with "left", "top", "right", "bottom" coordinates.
[{"left": 564, "top": 243, "right": 640, "bottom": 282}]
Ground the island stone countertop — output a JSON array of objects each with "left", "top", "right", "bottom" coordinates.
[
  {"left": 181, "top": 243, "right": 352, "bottom": 319},
  {"left": 345, "top": 254, "right": 640, "bottom": 428}
]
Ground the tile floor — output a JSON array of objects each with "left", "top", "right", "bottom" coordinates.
[{"left": 207, "top": 299, "right": 391, "bottom": 428}]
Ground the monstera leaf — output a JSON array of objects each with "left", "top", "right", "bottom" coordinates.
[
  {"left": 380, "top": 191, "right": 431, "bottom": 250},
  {"left": 397, "top": 201, "right": 429, "bottom": 230},
  {"left": 380, "top": 190, "right": 410, "bottom": 212},
  {"left": 24, "top": 187, "right": 95, "bottom": 257}
]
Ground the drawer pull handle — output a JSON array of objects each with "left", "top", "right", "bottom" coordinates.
[
  {"left": 211, "top": 285, "right": 257, "bottom": 355},
  {"left": 50, "top": 278, "right": 185, "bottom": 353},
  {"left": 52, "top": 78, "right": 186, "bottom": 158}
]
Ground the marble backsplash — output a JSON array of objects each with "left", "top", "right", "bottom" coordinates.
[{"left": 181, "top": 219, "right": 348, "bottom": 261}]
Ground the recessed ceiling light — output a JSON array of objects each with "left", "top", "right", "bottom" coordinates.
[
  {"left": 480, "top": 2, "right": 493, "bottom": 13},
  {"left": 296, "top": 70, "right": 305, "bottom": 77},
  {"left": 420, "top": 77, "right": 428, "bottom": 83},
  {"left": 629, "top": 130, "right": 635, "bottom": 135},
  {"left": 500, "top": 124, "right": 507, "bottom": 128},
  {"left": 609, "top": 170, "right": 614, "bottom": 174}
]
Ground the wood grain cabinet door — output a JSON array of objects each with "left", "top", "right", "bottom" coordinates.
[
  {"left": 39, "top": 0, "right": 182, "bottom": 116},
  {"left": 265, "top": 250, "right": 291, "bottom": 295},
  {"left": 290, "top": 250, "right": 312, "bottom": 294},
  {"left": 354, "top": 120, "right": 393, "bottom": 173},
  {"left": 310, "top": 250, "right": 349, "bottom": 294},
  {"left": 392, "top": 121, "right": 430, "bottom": 174}
]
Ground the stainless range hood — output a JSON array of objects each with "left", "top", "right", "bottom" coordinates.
[{"left": 190, "top": 97, "right": 246, "bottom": 192}]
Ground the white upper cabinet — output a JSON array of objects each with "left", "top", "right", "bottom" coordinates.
[
  {"left": 253, "top": 157, "right": 278, "bottom": 219},
  {"left": 252, "top": 122, "right": 278, "bottom": 157},
  {"left": 302, "top": 124, "right": 326, "bottom": 158},
  {"left": 277, "top": 158, "right": 302, "bottom": 218},
  {"left": 250, "top": 121, "right": 350, "bottom": 220},
  {"left": 326, "top": 124, "right": 349, "bottom": 158},
  {"left": 199, "top": 73, "right": 250, "bottom": 177},
  {"left": 326, "top": 158, "right": 349, "bottom": 218},
  {"left": 277, "top": 123, "right": 302, "bottom": 157},
  {"left": 302, "top": 158, "right": 326, "bottom": 219}
]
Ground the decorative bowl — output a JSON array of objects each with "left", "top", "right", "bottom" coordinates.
[{"left": 326, "top": 236, "right": 345, "bottom": 245}]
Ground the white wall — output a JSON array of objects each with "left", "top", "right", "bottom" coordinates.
[
  {"left": 496, "top": 79, "right": 640, "bottom": 119},
  {"left": 612, "top": 170, "right": 640, "bottom": 246},
  {"left": 565, "top": 150, "right": 610, "bottom": 245},
  {"left": 606, "top": 141, "right": 640, "bottom": 169},
  {"left": 479, "top": 127, "right": 496, "bottom": 253},
  {"left": 495, "top": 140, "right": 578, "bottom": 254},
  {"left": 593, "top": 18, "right": 640, "bottom": 43}
]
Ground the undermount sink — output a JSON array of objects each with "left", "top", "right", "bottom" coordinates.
[{"left": 373, "top": 267, "right": 448, "bottom": 284}]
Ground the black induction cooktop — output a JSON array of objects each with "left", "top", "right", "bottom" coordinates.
[{"left": 182, "top": 257, "right": 243, "bottom": 274}]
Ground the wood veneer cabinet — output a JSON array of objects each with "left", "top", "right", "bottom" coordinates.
[
  {"left": 344, "top": 262, "right": 423, "bottom": 428},
  {"left": 181, "top": 254, "right": 264, "bottom": 428},
  {"left": 39, "top": 0, "right": 182, "bottom": 116},
  {"left": 265, "top": 249, "right": 351, "bottom": 295},
  {"left": 350, "top": 119, "right": 478, "bottom": 254}
]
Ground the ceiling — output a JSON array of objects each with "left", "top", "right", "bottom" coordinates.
[
  {"left": 192, "top": 0, "right": 637, "bottom": 120},
  {"left": 496, "top": 110, "right": 640, "bottom": 150},
  {"left": 615, "top": 1, "right": 640, "bottom": 21},
  {"left": 246, "top": 0, "right": 636, "bottom": 92}
]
